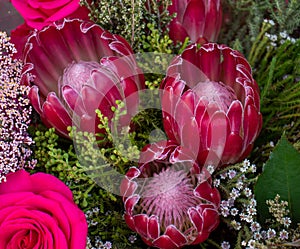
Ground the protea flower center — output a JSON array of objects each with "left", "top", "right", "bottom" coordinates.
[
  {"left": 193, "top": 81, "right": 237, "bottom": 112},
  {"left": 138, "top": 166, "right": 200, "bottom": 232},
  {"left": 59, "top": 61, "right": 100, "bottom": 92}
]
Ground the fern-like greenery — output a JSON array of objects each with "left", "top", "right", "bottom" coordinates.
[{"left": 251, "top": 33, "right": 300, "bottom": 142}]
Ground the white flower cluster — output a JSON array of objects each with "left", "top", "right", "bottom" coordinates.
[
  {"left": 263, "top": 19, "right": 297, "bottom": 47},
  {"left": 86, "top": 236, "right": 112, "bottom": 249},
  {"left": 217, "top": 160, "right": 297, "bottom": 249}
]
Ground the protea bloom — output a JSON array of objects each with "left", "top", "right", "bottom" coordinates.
[
  {"left": 21, "top": 19, "right": 145, "bottom": 138},
  {"left": 160, "top": 43, "right": 262, "bottom": 167},
  {"left": 121, "top": 140, "right": 220, "bottom": 249},
  {"left": 168, "top": 0, "right": 222, "bottom": 43}
]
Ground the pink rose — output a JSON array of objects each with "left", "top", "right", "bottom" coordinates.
[
  {"left": 10, "top": 0, "right": 89, "bottom": 29},
  {"left": 0, "top": 170, "right": 87, "bottom": 249}
]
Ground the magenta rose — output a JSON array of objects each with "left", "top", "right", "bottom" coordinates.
[
  {"left": 10, "top": 0, "right": 89, "bottom": 29},
  {"left": 0, "top": 170, "right": 87, "bottom": 249}
]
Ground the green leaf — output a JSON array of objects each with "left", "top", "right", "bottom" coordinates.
[{"left": 255, "top": 135, "right": 300, "bottom": 225}]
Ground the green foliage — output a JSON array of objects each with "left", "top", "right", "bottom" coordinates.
[
  {"left": 219, "top": 0, "right": 300, "bottom": 56},
  {"left": 140, "top": 23, "right": 173, "bottom": 53},
  {"left": 255, "top": 135, "right": 300, "bottom": 226},
  {"left": 81, "top": 0, "right": 174, "bottom": 52},
  {"left": 81, "top": 0, "right": 145, "bottom": 50},
  {"left": 263, "top": 0, "right": 300, "bottom": 36},
  {"left": 30, "top": 118, "right": 142, "bottom": 246},
  {"left": 251, "top": 36, "right": 300, "bottom": 142}
]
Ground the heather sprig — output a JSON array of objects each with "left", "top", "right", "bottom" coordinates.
[
  {"left": 0, "top": 31, "right": 36, "bottom": 182},
  {"left": 81, "top": 0, "right": 174, "bottom": 52}
]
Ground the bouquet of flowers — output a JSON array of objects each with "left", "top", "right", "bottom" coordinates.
[{"left": 0, "top": 0, "right": 299, "bottom": 248}]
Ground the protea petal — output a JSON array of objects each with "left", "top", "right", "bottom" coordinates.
[
  {"left": 124, "top": 213, "right": 136, "bottom": 232},
  {"left": 221, "top": 133, "right": 243, "bottom": 164},
  {"left": 61, "top": 85, "right": 85, "bottom": 116},
  {"left": 243, "top": 103, "right": 261, "bottom": 146},
  {"left": 152, "top": 235, "right": 179, "bottom": 249},
  {"left": 201, "top": 207, "right": 220, "bottom": 231},
  {"left": 124, "top": 194, "right": 140, "bottom": 215},
  {"left": 195, "top": 181, "right": 221, "bottom": 204},
  {"left": 42, "top": 93, "right": 72, "bottom": 137},
  {"left": 203, "top": 0, "right": 222, "bottom": 41},
  {"left": 164, "top": 225, "right": 188, "bottom": 247},
  {"left": 188, "top": 207, "right": 204, "bottom": 232},
  {"left": 227, "top": 100, "right": 243, "bottom": 134},
  {"left": 182, "top": 0, "right": 206, "bottom": 42},
  {"left": 207, "top": 111, "right": 230, "bottom": 162},
  {"left": 133, "top": 214, "right": 149, "bottom": 238},
  {"left": 198, "top": 43, "right": 221, "bottom": 81},
  {"left": 148, "top": 216, "right": 160, "bottom": 240},
  {"left": 28, "top": 85, "right": 43, "bottom": 115},
  {"left": 168, "top": 0, "right": 222, "bottom": 43},
  {"left": 168, "top": 21, "right": 189, "bottom": 43}
]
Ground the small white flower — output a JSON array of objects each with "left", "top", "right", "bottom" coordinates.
[
  {"left": 244, "top": 188, "right": 252, "bottom": 197},
  {"left": 267, "top": 228, "right": 276, "bottom": 239},
  {"left": 231, "top": 208, "right": 239, "bottom": 216},
  {"left": 104, "top": 241, "right": 112, "bottom": 249},
  {"left": 250, "top": 164, "right": 257, "bottom": 173},
  {"left": 228, "top": 198, "right": 235, "bottom": 207},
  {"left": 228, "top": 169, "right": 237, "bottom": 179},
  {"left": 230, "top": 188, "right": 240, "bottom": 199},
  {"left": 221, "top": 207, "right": 230, "bottom": 217},
  {"left": 280, "top": 230, "right": 289, "bottom": 240},
  {"left": 214, "top": 178, "right": 220, "bottom": 187},
  {"left": 280, "top": 31, "right": 287, "bottom": 39},
  {"left": 270, "top": 34, "right": 278, "bottom": 42},
  {"left": 282, "top": 217, "right": 291, "bottom": 227},
  {"left": 206, "top": 165, "right": 215, "bottom": 174},
  {"left": 236, "top": 181, "right": 244, "bottom": 190},
  {"left": 247, "top": 206, "right": 257, "bottom": 216},
  {"left": 253, "top": 232, "right": 262, "bottom": 240},
  {"left": 128, "top": 235, "right": 137, "bottom": 243},
  {"left": 250, "top": 222, "right": 261, "bottom": 232},
  {"left": 250, "top": 198, "right": 257, "bottom": 207},
  {"left": 231, "top": 220, "right": 241, "bottom": 230},
  {"left": 268, "top": 20, "right": 275, "bottom": 26},
  {"left": 247, "top": 239, "right": 256, "bottom": 248},
  {"left": 221, "top": 241, "right": 230, "bottom": 249},
  {"left": 220, "top": 172, "right": 228, "bottom": 179},
  {"left": 270, "top": 42, "right": 277, "bottom": 47}
]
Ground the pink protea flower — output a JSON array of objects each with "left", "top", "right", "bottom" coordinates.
[
  {"left": 160, "top": 43, "right": 262, "bottom": 167},
  {"left": 21, "top": 19, "right": 145, "bottom": 138},
  {"left": 168, "top": 0, "right": 222, "bottom": 43},
  {"left": 121, "top": 140, "right": 220, "bottom": 249}
]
